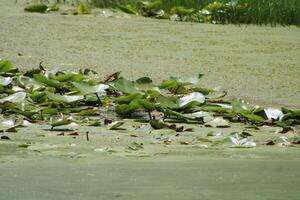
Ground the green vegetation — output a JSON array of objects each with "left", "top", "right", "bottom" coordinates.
[
  {"left": 77, "top": 3, "right": 91, "bottom": 14},
  {"left": 0, "top": 59, "right": 299, "bottom": 134},
  {"left": 24, "top": 2, "right": 60, "bottom": 13},
  {"left": 24, "top": 0, "right": 300, "bottom": 25},
  {"left": 24, "top": 3, "right": 48, "bottom": 13},
  {"left": 89, "top": 0, "right": 300, "bottom": 25}
]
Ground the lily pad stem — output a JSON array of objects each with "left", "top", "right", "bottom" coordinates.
[
  {"left": 148, "top": 110, "right": 152, "bottom": 120},
  {"left": 95, "top": 93, "right": 103, "bottom": 107},
  {"left": 86, "top": 131, "right": 89, "bottom": 142}
]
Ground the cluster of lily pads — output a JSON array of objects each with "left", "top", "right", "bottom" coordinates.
[{"left": 0, "top": 59, "right": 299, "bottom": 135}]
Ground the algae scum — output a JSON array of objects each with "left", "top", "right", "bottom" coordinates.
[{"left": 0, "top": 58, "right": 299, "bottom": 159}]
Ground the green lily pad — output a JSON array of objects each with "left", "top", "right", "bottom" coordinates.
[
  {"left": 33, "top": 74, "right": 63, "bottom": 89},
  {"left": 51, "top": 119, "right": 73, "bottom": 130},
  {"left": 111, "top": 77, "right": 140, "bottom": 94},
  {"left": 0, "top": 59, "right": 13, "bottom": 72},
  {"left": 108, "top": 121, "right": 125, "bottom": 130},
  {"left": 46, "top": 92, "right": 84, "bottom": 103},
  {"left": 72, "top": 82, "right": 109, "bottom": 95}
]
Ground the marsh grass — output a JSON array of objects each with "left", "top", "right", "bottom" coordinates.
[{"left": 90, "top": 0, "right": 300, "bottom": 25}]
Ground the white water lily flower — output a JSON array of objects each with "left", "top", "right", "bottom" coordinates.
[
  {"left": 179, "top": 92, "right": 205, "bottom": 107},
  {"left": 230, "top": 133, "right": 256, "bottom": 148},
  {"left": 0, "top": 76, "right": 12, "bottom": 86},
  {"left": 264, "top": 107, "right": 284, "bottom": 120}
]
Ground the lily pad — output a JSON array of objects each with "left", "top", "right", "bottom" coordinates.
[
  {"left": 72, "top": 82, "right": 109, "bottom": 95},
  {"left": 0, "top": 76, "right": 12, "bottom": 86},
  {"left": 205, "top": 117, "right": 230, "bottom": 128},
  {"left": 51, "top": 119, "right": 73, "bottom": 130},
  {"left": 108, "top": 121, "right": 125, "bottom": 130},
  {"left": 111, "top": 77, "right": 140, "bottom": 94},
  {"left": 179, "top": 92, "right": 205, "bottom": 107},
  {"left": 0, "top": 92, "right": 26, "bottom": 104},
  {"left": 46, "top": 92, "right": 84, "bottom": 103},
  {"left": 0, "top": 59, "right": 13, "bottom": 72}
]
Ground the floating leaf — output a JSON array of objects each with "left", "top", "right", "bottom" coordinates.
[
  {"left": 33, "top": 74, "right": 63, "bottom": 89},
  {"left": 51, "top": 119, "right": 72, "bottom": 130},
  {"left": 157, "top": 96, "right": 179, "bottom": 109},
  {"left": 135, "top": 77, "right": 160, "bottom": 93},
  {"left": 0, "top": 76, "right": 12, "bottom": 86},
  {"left": 241, "top": 113, "right": 265, "bottom": 123},
  {"left": 6, "top": 127, "right": 18, "bottom": 132},
  {"left": 205, "top": 117, "right": 230, "bottom": 128},
  {"left": 46, "top": 92, "right": 84, "bottom": 103},
  {"left": 198, "top": 105, "right": 229, "bottom": 113},
  {"left": 72, "top": 82, "right": 109, "bottom": 95},
  {"left": 232, "top": 100, "right": 256, "bottom": 113},
  {"left": 108, "top": 121, "right": 125, "bottom": 130},
  {"left": 0, "top": 92, "right": 26, "bottom": 104},
  {"left": 179, "top": 92, "right": 205, "bottom": 107},
  {"left": 0, "top": 59, "right": 13, "bottom": 72},
  {"left": 77, "top": 109, "right": 97, "bottom": 116},
  {"left": 53, "top": 73, "right": 84, "bottom": 82},
  {"left": 111, "top": 78, "right": 140, "bottom": 94},
  {"left": 88, "top": 121, "right": 101, "bottom": 127},
  {"left": 126, "top": 142, "right": 143, "bottom": 151},
  {"left": 137, "top": 99, "right": 156, "bottom": 111},
  {"left": 19, "top": 143, "right": 31, "bottom": 148},
  {"left": 115, "top": 93, "right": 142, "bottom": 104},
  {"left": 291, "top": 136, "right": 300, "bottom": 144},
  {"left": 149, "top": 119, "right": 168, "bottom": 129},
  {"left": 115, "top": 100, "right": 140, "bottom": 115}
]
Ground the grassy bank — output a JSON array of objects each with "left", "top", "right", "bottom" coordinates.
[{"left": 90, "top": 0, "right": 300, "bottom": 25}]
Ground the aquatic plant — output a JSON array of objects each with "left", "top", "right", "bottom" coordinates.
[
  {"left": 77, "top": 3, "right": 91, "bottom": 14},
  {"left": 0, "top": 59, "right": 299, "bottom": 133},
  {"left": 24, "top": 3, "right": 48, "bottom": 13}
]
